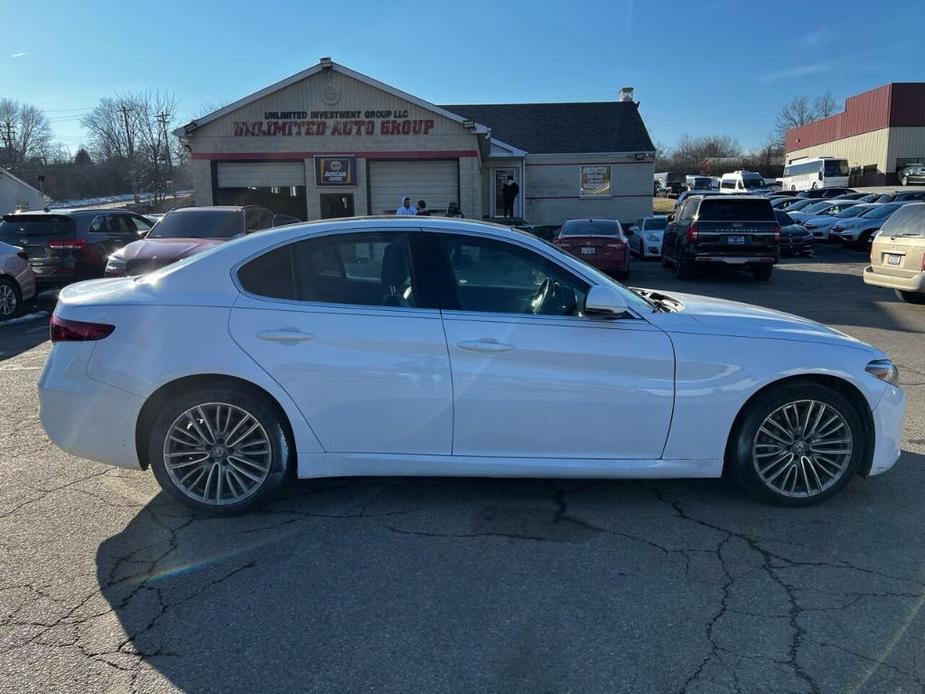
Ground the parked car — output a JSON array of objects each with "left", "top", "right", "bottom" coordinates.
[
  {"left": 830, "top": 203, "right": 907, "bottom": 248},
  {"left": 553, "top": 218, "right": 629, "bottom": 279},
  {"left": 864, "top": 203, "right": 925, "bottom": 303},
  {"left": 795, "top": 187, "right": 855, "bottom": 199},
  {"left": 105, "top": 206, "right": 275, "bottom": 277},
  {"left": 889, "top": 190, "right": 925, "bottom": 203},
  {"left": 0, "top": 240, "right": 36, "bottom": 320},
  {"left": 856, "top": 193, "right": 883, "bottom": 203},
  {"left": 775, "top": 211, "right": 813, "bottom": 256},
  {"left": 803, "top": 203, "right": 878, "bottom": 241},
  {"left": 0, "top": 209, "right": 152, "bottom": 288},
  {"left": 899, "top": 163, "right": 925, "bottom": 186},
  {"left": 628, "top": 215, "right": 668, "bottom": 258},
  {"left": 38, "top": 217, "right": 905, "bottom": 512},
  {"left": 787, "top": 200, "right": 857, "bottom": 225},
  {"left": 661, "top": 195, "right": 779, "bottom": 280},
  {"left": 718, "top": 171, "right": 771, "bottom": 195}
]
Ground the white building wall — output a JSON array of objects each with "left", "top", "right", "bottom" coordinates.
[
  {"left": 523, "top": 153, "right": 653, "bottom": 225},
  {"left": 885, "top": 127, "right": 925, "bottom": 173},
  {"left": 0, "top": 171, "right": 46, "bottom": 214},
  {"left": 787, "top": 128, "right": 891, "bottom": 172},
  {"left": 191, "top": 159, "right": 213, "bottom": 206}
]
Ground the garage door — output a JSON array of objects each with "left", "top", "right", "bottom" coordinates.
[
  {"left": 216, "top": 162, "right": 305, "bottom": 188},
  {"left": 369, "top": 160, "right": 458, "bottom": 215}
]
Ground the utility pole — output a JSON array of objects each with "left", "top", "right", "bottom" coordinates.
[
  {"left": 119, "top": 104, "right": 138, "bottom": 204},
  {"left": 1, "top": 122, "right": 16, "bottom": 169},
  {"left": 157, "top": 111, "right": 173, "bottom": 199}
]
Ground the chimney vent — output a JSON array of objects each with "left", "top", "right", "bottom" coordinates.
[{"left": 619, "top": 87, "right": 635, "bottom": 103}]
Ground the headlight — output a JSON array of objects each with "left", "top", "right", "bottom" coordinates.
[
  {"left": 866, "top": 359, "right": 899, "bottom": 384},
  {"left": 105, "top": 255, "right": 126, "bottom": 271}
]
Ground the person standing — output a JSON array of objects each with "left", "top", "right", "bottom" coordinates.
[
  {"left": 446, "top": 202, "right": 464, "bottom": 218},
  {"left": 502, "top": 175, "right": 519, "bottom": 217},
  {"left": 416, "top": 200, "right": 431, "bottom": 216},
  {"left": 395, "top": 196, "right": 417, "bottom": 216}
]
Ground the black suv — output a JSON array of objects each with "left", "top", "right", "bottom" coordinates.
[
  {"left": 661, "top": 195, "right": 780, "bottom": 280},
  {"left": 0, "top": 209, "right": 152, "bottom": 288}
]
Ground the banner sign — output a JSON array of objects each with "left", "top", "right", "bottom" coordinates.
[
  {"left": 579, "top": 165, "right": 612, "bottom": 198},
  {"left": 314, "top": 156, "right": 357, "bottom": 186},
  {"left": 235, "top": 109, "right": 435, "bottom": 138}
]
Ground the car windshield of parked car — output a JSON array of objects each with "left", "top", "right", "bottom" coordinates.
[
  {"left": 559, "top": 220, "right": 622, "bottom": 237},
  {"left": 785, "top": 199, "right": 815, "bottom": 211},
  {"left": 741, "top": 178, "right": 765, "bottom": 189},
  {"left": 803, "top": 201, "right": 833, "bottom": 214},
  {"left": 862, "top": 204, "right": 903, "bottom": 219},
  {"left": 147, "top": 210, "right": 243, "bottom": 239},
  {"left": 697, "top": 199, "right": 774, "bottom": 221},
  {"left": 643, "top": 218, "right": 667, "bottom": 231},
  {"left": 834, "top": 206, "right": 868, "bottom": 218},
  {"left": 0, "top": 215, "right": 74, "bottom": 237}
]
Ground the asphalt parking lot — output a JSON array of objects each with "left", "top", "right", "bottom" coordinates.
[{"left": 1, "top": 242, "right": 924, "bottom": 693}]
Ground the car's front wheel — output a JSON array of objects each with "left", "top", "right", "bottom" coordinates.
[
  {"left": 0, "top": 277, "right": 21, "bottom": 321},
  {"left": 729, "top": 381, "right": 864, "bottom": 506},
  {"left": 752, "top": 264, "right": 773, "bottom": 281},
  {"left": 149, "top": 385, "right": 292, "bottom": 514}
]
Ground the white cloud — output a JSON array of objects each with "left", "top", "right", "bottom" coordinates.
[
  {"left": 10, "top": 52, "right": 27, "bottom": 58},
  {"left": 760, "top": 63, "right": 831, "bottom": 83}
]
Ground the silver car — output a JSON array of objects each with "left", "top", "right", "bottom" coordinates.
[
  {"left": 0, "top": 241, "right": 37, "bottom": 320},
  {"left": 628, "top": 215, "right": 668, "bottom": 258}
]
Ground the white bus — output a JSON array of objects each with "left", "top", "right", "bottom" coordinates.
[{"left": 781, "top": 157, "right": 849, "bottom": 191}]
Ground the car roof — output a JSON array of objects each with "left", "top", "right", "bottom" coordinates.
[
  {"left": 11, "top": 208, "right": 135, "bottom": 217},
  {"left": 168, "top": 206, "right": 246, "bottom": 213},
  {"left": 563, "top": 218, "right": 620, "bottom": 223}
]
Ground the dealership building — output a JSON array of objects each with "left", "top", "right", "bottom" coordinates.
[
  {"left": 175, "top": 59, "right": 655, "bottom": 225},
  {"left": 786, "top": 82, "right": 925, "bottom": 186}
]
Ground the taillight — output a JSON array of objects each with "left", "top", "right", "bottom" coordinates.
[
  {"left": 47, "top": 238, "right": 87, "bottom": 250},
  {"left": 687, "top": 223, "right": 698, "bottom": 242},
  {"left": 50, "top": 315, "right": 115, "bottom": 342},
  {"left": 773, "top": 225, "right": 781, "bottom": 243},
  {"left": 16, "top": 251, "right": 28, "bottom": 260}
]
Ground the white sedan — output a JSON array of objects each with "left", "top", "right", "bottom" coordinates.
[
  {"left": 38, "top": 218, "right": 905, "bottom": 513},
  {"left": 627, "top": 215, "right": 667, "bottom": 258}
]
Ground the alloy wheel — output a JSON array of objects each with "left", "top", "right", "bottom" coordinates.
[
  {"left": 0, "top": 283, "right": 17, "bottom": 317},
  {"left": 752, "top": 399, "right": 853, "bottom": 498},
  {"left": 163, "top": 402, "right": 272, "bottom": 506}
]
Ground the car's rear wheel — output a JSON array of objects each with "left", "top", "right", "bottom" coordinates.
[
  {"left": 0, "top": 277, "right": 21, "bottom": 321},
  {"left": 752, "top": 264, "right": 773, "bottom": 281},
  {"left": 895, "top": 289, "right": 925, "bottom": 304},
  {"left": 729, "top": 382, "right": 864, "bottom": 506},
  {"left": 149, "top": 386, "right": 292, "bottom": 514}
]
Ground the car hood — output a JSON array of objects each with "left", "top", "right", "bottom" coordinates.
[
  {"left": 801, "top": 215, "right": 840, "bottom": 227},
  {"left": 651, "top": 291, "right": 872, "bottom": 352},
  {"left": 116, "top": 237, "right": 228, "bottom": 261}
]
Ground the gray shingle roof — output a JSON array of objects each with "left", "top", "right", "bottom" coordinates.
[{"left": 439, "top": 102, "right": 655, "bottom": 154}]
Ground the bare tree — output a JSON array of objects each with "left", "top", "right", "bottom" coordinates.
[
  {"left": 774, "top": 92, "right": 841, "bottom": 144},
  {"left": 669, "top": 134, "right": 743, "bottom": 172},
  {"left": 0, "top": 99, "right": 54, "bottom": 170},
  {"left": 813, "top": 92, "right": 839, "bottom": 119}
]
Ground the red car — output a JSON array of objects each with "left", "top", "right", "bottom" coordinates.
[
  {"left": 105, "top": 206, "right": 277, "bottom": 277},
  {"left": 552, "top": 218, "right": 630, "bottom": 280}
]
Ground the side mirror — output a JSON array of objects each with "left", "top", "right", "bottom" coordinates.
[{"left": 584, "top": 285, "right": 628, "bottom": 318}]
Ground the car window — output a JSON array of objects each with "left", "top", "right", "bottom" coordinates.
[
  {"left": 149, "top": 209, "right": 244, "bottom": 239},
  {"left": 643, "top": 217, "right": 667, "bottom": 231},
  {"left": 679, "top": 199, "right": 697, "bottom": 221},
  {"left": 245, "top": 207, "right": 274, "bottom": 232},
  {"left": 697, "top": 199, "right": 775, "bottom": 222},
  {"left": 88, "top": 216, "right": 110, "bottom": 233},
  {"left": 439, "top": 235, "right": 588, "bottom": 316},
  {"left": 559, "top": 220, "right": 622, "bottom": 237},
  {"left": 0, "top": 215, "right": 75, "bottom": 238},
  {"left": 129, "top": 215, "right": 152, "bottom": 232},
  {"left": 878, "top": 204, "right": 925, "bottom": 237},
  {"left": 107, "top": 215, "right": 136, "bottom": 234},
  {"left": 239, "top": 232, "right": 417, "bottom": 307}
]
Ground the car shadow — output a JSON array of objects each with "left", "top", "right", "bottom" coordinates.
[{"left": 95, "top": 450, "right": 925, "bottom": 692}]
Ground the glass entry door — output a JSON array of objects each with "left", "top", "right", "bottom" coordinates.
[{"left": 320, "top": 193, "right": 355, "bottom": 219}]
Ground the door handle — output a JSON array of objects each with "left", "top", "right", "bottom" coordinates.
[
  {"left": 456, "top": 338, "right": 514, "bottom": 353},
  {"left": 256, "top": 329, "right": 315, "bottom": 344}
]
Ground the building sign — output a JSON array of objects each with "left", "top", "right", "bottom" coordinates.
[
  {"left": 234, "top": 109, "right": 435, "bottom": 137},
  {"left": 314, "top": 156, "right": 357, "bottom": 186},
  {"left": 579, "top": 165, "right": 612, "bottom": 198}
]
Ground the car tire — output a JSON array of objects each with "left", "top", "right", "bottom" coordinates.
[
  {"left": 0, "top": 277, "right": 21, "bottom": 321},
  {"left": 895, "top": 289, "right": 925, "bottom": 304},
  {"left": 752, "top": 265, "right": 773, "bottom": 281},
  {"left": 676, "top": 257, "right": 694, "bottom": 280},
  {"left": 728, "top": 381, "right": 865, "bottom": 506},
  {"left": 148, "top": 385, "right": 293, "bottom": 515}
]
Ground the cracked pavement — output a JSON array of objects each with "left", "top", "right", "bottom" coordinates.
[{"left": 1, "top": 244, "right": 924, "bottom": 693}]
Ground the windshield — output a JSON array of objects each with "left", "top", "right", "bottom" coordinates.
[
  {"left": 742, "top": 177, "right": 766, "bottom": 189},
  {"left": 691, "top": 178, "right": 712, "bottom": 189},
  {"left": 643, "top": 218, "right": 667, "bottom": 231},
  {"left": 803, "top": 201, "right": 833, "bottom": 214},
  {"left": 862, "top": 204, "right": 902, "bottom": 220},
  {"left": 823, "top": 159, "right": 849, "bottom": 177},
  {"left": 559, "top": 220, "right": 622, "bottom": 237},
  {"left": 148, "top": 209, "right": 243, "bottom": 239},
  {"left": 834, "top": 205, "right": 869, "bottom": 219},
  {"left": 0, "top": 215, "right": 74, "bottom": 237}
]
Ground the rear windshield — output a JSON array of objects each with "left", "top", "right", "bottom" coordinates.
[
  {"left": 823, "top": 160, "right": 849, "bottom": 176},
  {"left": 803, "top": 201, "right": 833, "bottom": 214},
  {"left": 834, "top": 205, "right": 869, "bottom": 219},
  {"left": 643, "top": 218, "right": 667, "bottom": 231},
  {"left": 559, "top": 220, "right": 622, "bottom": 237},
  {"left": 0, "top": 215, "right": 75, "bottom": 237},
  {"left": 148, "top": 209, "right": 243, "bottom": 239},
  {"left": 878, "top": 204, "right": 925, "bottom": 236},
  {"left": 697, "top": 199, "right": 774, "bottom": 222}
]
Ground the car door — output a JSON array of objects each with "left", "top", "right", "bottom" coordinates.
[
  {"left": 228, "top": 229, "right": 453, "bottom": 455},
  {"left": 433, "top": 231, "right": 675, "bottom": 460}
]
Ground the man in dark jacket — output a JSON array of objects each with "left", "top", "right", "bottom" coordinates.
[{"left": 502, "top": 176, "right": 519, "bottom": 217}]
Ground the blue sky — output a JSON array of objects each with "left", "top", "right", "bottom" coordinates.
[{"left": 3, "top": 0, "right": 923, "bottom": 153}]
